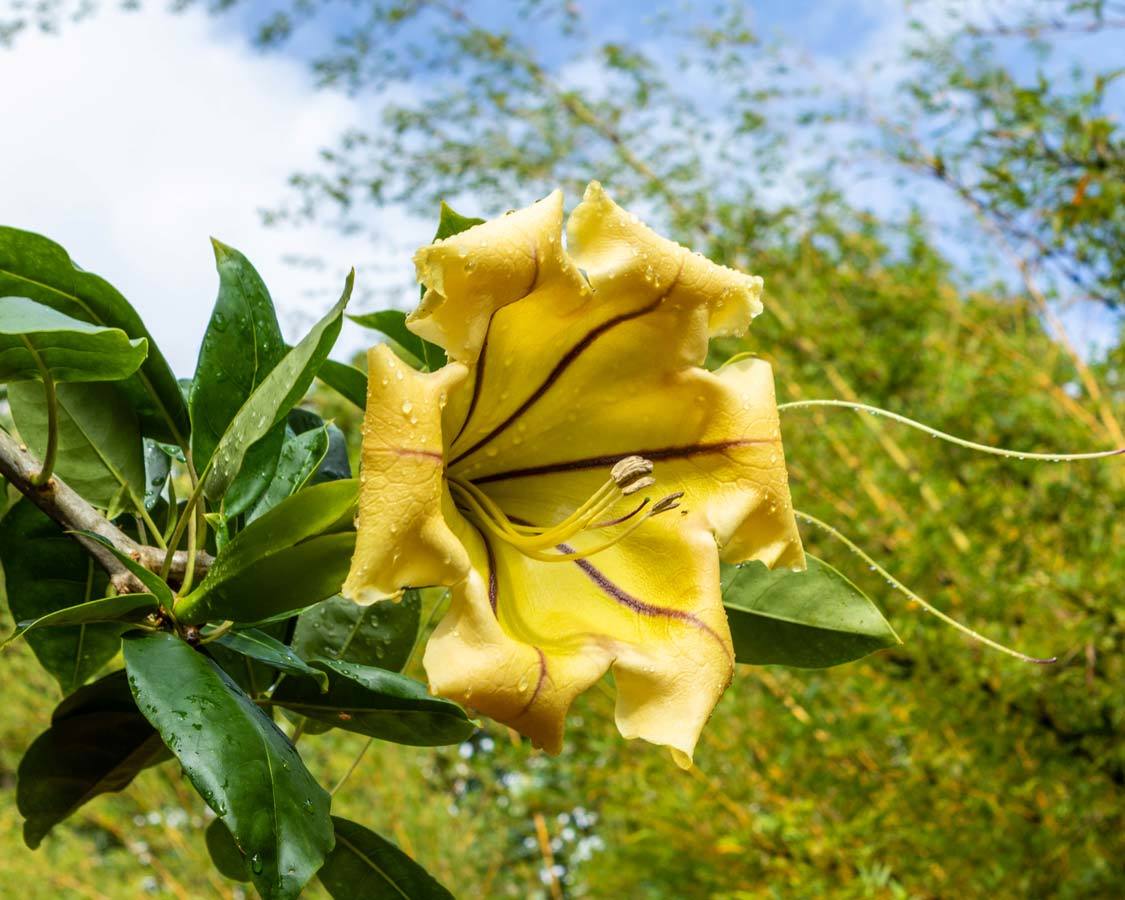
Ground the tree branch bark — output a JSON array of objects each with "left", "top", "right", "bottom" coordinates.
[{"left": 0, "top": 426, "right": 213, "bottom": 593}]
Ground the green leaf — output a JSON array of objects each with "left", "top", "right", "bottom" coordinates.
[
  {"left": 347, "top": 309, "right": 446, "bottom": 372},
  {"left": 0, "top": 500, "right": 122, "bottom": 693},
  {"left": 317, "top": 358, "right": 367, "bottom": 410},
  {"left": 289, "top": 409, "right": 351, "bottom": 484},
  {"left": 212, "top": 628, "right": 329, "bottom": 691},
  {"left": 191, "top": 241, "right": 288, "bottom": 517},
  {"left": 0, "top": 296, "right": 148, "bottom": 383},
  {"left": 142, "top": 439, "right": 171, "bottom": 510},
  {"left": 178, "top": 480, "right": 357, "bottom": 624},
  {"left": 206, "top": 819, "right": 251, "bottom": 883},
  {"left": 207, "top": 618, "right": 293, "bottom": 697},
  {"left": 247, "top": 425, "right": 330, "bottom": 523},
  {"left": 123, "top": 632, "right": 334, "bottom": 900},
  {"left": 78, "top": 531, "right": 176, "bottom": 609},
  {"left": 203, "top": 271, "right": 353, "bottom": 501},
  {"left": 5, "top": 592, "right": 157, "bottom": 645},
  {"left": 311, "top": 424, "right": 351, "bottom": 484},
  {"left": 17, "top": 669, "right": 170, "bottom": 849},
  {"left": 0, "top": 227, "right": 189, "bottom": 444},
  {"left": 318, "top": 816, "right": 454, "bottom": 900},
  {"left": 9, "top": 380, "right": 146, "bottom": 510},
  {"left": 190, "top": 533, "right": 355, "bottom": 626},
  {"left": 271, "top": 657, "right": 476, "bottom": 746},
  {"left": 293, "top": 591, "right": 420, "bottom": 672},
  {"left": 432, "top": 200, "right": 485, "bottom": 242},
  {"left": 720, "top": 555, "right": 900, "bottom": 669}
]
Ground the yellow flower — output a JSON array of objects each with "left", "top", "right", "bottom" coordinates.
[{"left": 343, "top": 182, "right": 804, "bottom": 766}]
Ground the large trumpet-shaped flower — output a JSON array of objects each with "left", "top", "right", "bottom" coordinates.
[{"left": 343, "top": 183, "right": 804, "bottom": 766}]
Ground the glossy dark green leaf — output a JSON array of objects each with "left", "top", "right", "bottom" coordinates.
[
  {"left": 318, "top": 816, "right": 454, "bottom": 900},
  {"left": 288, "top": 409, "right": 350, "bottom": 484},
  {"left": 0, "top": 227, "right": 189, "bottom": 444},
  {"left": 142, "top": 439, "right": 171, "bottom": 510},
  {"left": 207, "top": 618, "right": 293, "bottom": 697},
  {"left": 9, "top": 380, "right": 146, "bottom": 510},
  {"left": 123, "top": 632, "right": 334, "bottom": 900},
  {"left": 188, "top": 533, "right": 355, "bottom": 626},
  {"left": 212, "top": 628, "right": 329, "bottom": 691},
  {"left": 5, "top": 592, "right": 157, "bottom": 645},
  {"left": 206, "top": 818, "right": 251, "bottom": 883},
  {"left": 203, "top": 271, "right": 353, "bottom": 501},
  {"left": 0, "top": 296, "right": 148, "bottom": 383},
  {"left": 293, "top": 591, "right": 420, "bottom": 672},
  {"left": 247, "top": 425, "right": 330, "bottom": 523},
  {"left": 720, "top": 555, "right": 900, "bottom": 669},
  {"left": 312, "top": 424, "right": 351, "bottom": 483},
  {"left": 17, "top": 669, "right": 170, "bottom": 849},
  {"left": 347, "top": 309, "right": 446, "bottom": 372},
  {"left": 191, "top": 241, "right": 288, "bottom": 517},
  {"left": 316, "top": 358, "right": 367, "bottom": 410},
  {"left": 178, "top": 479, "right": 357, "bottom": 624},
  {"left": 271, "top": 657, "right": 475, "bottom": 746},
  {"left": 0, "top": 500, "right": 122, "bottom": 693}
]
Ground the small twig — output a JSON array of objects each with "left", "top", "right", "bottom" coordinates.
[{"left": 0, "top": 426, "right": 213, "bottom": 591}]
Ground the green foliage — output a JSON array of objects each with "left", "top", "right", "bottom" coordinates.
[
  {"left": 721, "top": 555, "right": 900, "bottom": 668},
  {"left": 123, "top": 632, "right": 334, "bottom": 900},
  {"left": 191, "top": 240, "right": 289, "bottom": 516},
  {"left": 178, "top": 480, "right": 358, "bottom": 624},
  {"left": 0, "top": 501, "right": 123, "bottom": 693},
  {"left": 202, "top": 271, "right": 352, "bottom": 501},
  {"left": 17, "top": 670, "right": 168, "bottom": 849},
  {"left": 0, "top": 226, "right": 469, "bottom": 897},
  {"left": 3, "top": 592, "right": 157, "bottom": 644},
  {"left": 271, "top": 658, "right": 476, "bottom": 747},
  {"left": 10, "top": 381, "right": 145, "bottom": 512},
  {"left": 211, "top": 628, "right": 330, "bottom": 692},
  {"left": 318, "top": 816, "right": 454, "bottom": 899},
  {"left": 292, "top": 591, "right": 420, "bottom": 673},
  {"left": 0, "top": 296, "right": 148, "bottom": 384},
  {"left": 0, "top": 226, "right": 189, "bottom": 444}
]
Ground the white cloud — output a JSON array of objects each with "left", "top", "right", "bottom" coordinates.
[{"left": 0, "top": 4, "right": 429, "bottom": 375}]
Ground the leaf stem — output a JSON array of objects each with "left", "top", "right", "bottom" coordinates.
[
  {"left": 197, "top": 621, "right": 235, "bottom": 644},
  {"left": 22, "top": 336, "right": 59, "bottom": 486},
  {"left": 179, "top": 508, "right": 199, "bottom": 597},
  {"left": 137, "top": 504, "right": 167, "bottom": 550},
  {"left": 778, "top": 399, "right": 1125, "bottom": 461},
  {"left": 793, "top": 509, "right": 1056, "bottom": 664},
  {"left": 162, "top": 464, "right": 209, "bottom": 582}
]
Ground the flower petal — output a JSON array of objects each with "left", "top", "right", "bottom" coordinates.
[
  {"left": 341, "top": 343, "right": 470, "bottom": 604},
  {"left": 422, "top": 509, "right": 733, "bottom": 765},
  {"left": 408, "top": 189, "right": 586, "bottom": 365},
  {"left": 568, "top": 180, "right": 763, "bottom": 338},
  {"left": 442, "top": 182, "right": 802, "bottom": 569}
]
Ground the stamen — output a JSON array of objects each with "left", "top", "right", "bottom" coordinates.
[
  {"left": 448, "top": 455, "right": 674, "bottom": 562},
  {"left": 517, "top": 491, "right": 686, "bottom": 563},
  {"left": 611, "top": 455, "right": 656, "bottom": 495}
]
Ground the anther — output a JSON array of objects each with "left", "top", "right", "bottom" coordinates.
[
  {"left": 611, "top": 455, "right": 655, "bottom": 495},
  {"left": 650, "top": 491, "right": 685, "bottom": 515}
]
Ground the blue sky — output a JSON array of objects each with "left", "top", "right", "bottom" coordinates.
[{"left": 0, "top": 0, "right": 1118, "bottom": 372}]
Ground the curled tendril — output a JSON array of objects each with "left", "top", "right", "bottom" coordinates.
[
  {"left": 778, "top": 399, "right": 1124, "bottom": 462},
  {"left": 794, "top": 509, "right": 1056, "bottom": 665}
]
